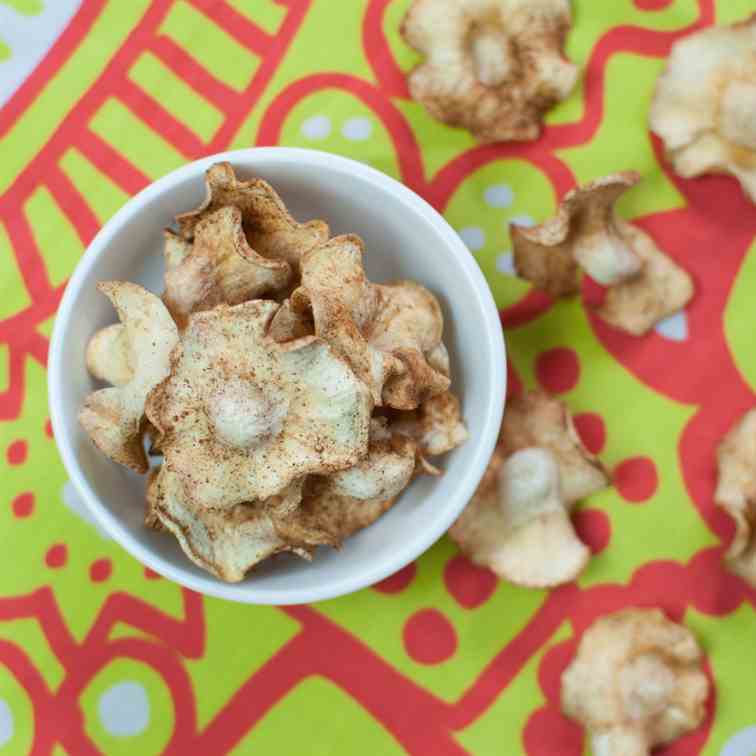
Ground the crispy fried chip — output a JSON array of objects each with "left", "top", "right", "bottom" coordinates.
[
  {"left": 501, "top": 390, "right": 609, "bottom": 503},
  {"left": 85, "top": 323, "right": 133, "bottom": 387},
  {"left": 561, "top": 609, "right": 709, "bottom": 755},
  {"left": 450, "top": 447, "right": 589, "bottom": 587},
  {"left": 325, "top": 423, "right": 417, "bottom": 501},
  {"left": 391, "top": 391, "right": 468, "bottom": 457},
  {"left": 146, "top": 299, "right": 371, "bottom": 510},
  {"left": 512, "top": 173, "right": 644, "bottom": 294},
  {"left": 292, "top": 235, "right": 401, "bottom": 404},
  {"left": 163, "top": 206, "right": 290, "bottom": 327},
  {"left": 176, "top": 162, "right": 329, "bottom": 268},
  {"left": 649, "top": 15, "right": 756, "bottom": 202},
  {"left": 276, "top": 477, "right": 398, "bottom": 547},
  {"left": 596, "top": 220, "right": 694, "bottom": 336},
  {"left": 152, "top": 466, "right": 310, "bottom": 582},
  {"left": 371, "top": 280, "right": 451, "bottom": 409},
  {"left": 401, "top": 0, "right": 578, "bottom": 142},
  {"left": 79, "top": 282, "right": 179, "bottom": 473},
  {"left": 715, "top": 408, "right": 756, "bottom": 585}
]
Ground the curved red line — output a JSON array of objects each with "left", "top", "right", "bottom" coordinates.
[
  {"left": 256, "top": 72, "right": 426, "bottom": 194},
  {"left": 363, "top": 0, "right": 410, "bottom": 98},
  {"left": 0, "top": 0, "right": 107, "bottom": 139}
]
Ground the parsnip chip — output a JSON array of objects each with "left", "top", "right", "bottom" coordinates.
[
  {"left": 145, "top": 466, "right": 165, "bottom": 531},
  {"left": 596, "top": 220, "right": 694, "bottom": 336},
  {"left": 277, "top": 477, "right": 398, "bottom": 547},
  {"left": 561, "top": 609, "right": 709, "bottom": 755},
  {"left": 146, "top": 300, "right": 371, "bottom": 510},
  {"left": 715, "top": 408, "right": 756, "bottom": 585},
  {"left": 268, "top": 298, "right": 314, "bottom": 342},
  {"left": 371, "top": 280, "right": 451, "bottom": 409},
  {"left": 512, "top": 173, "right": 643, "bottom": 294},
  {"left": 292, "top": 235, "right": 401, "bottom": 404},
  {"left": 325, "top": 425, "right": 417, "bottom": 502},
  {"left": 163, "top": 206, "right": 290, "bottom": 327},
  {"left": 79, "top": 282, "right": 179, "bottom": 474},
  {"left": 392, "top": 391, "right": 468, "bottom": 457},
  {"left": 401, "top": 0, "right": 578, "bottom": 143},
  {"left": 176, "top": 162, "right": 329, "bottom": 268},
  {"left": 152, "top": 466, "right": 310, "bottom": 582},
  {"left": 649, "top": 15, "right": 756, "bottom": 202},
  {"left": 449, "top": 447, "right": 589, "bottom": 587},
  {"left": 85, "top": 323, "right": 133, "bottom": 387},
  {"left": 501, "top": 390, "right": 609, "bottom": 503}
]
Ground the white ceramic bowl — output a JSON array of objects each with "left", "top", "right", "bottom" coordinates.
[{"left": 49, "top": 148, "right": 506, "bottom": 604}]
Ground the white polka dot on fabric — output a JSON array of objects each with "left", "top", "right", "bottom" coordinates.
[
  {"left": 0, "top": 699, "right": 13, "bottom": 746},
  {"left": 722, "top": 725, "right": 756, "bottom": 756},
  {"left": 495, "top": 252, "right": 516, "bottom": 276},
  {"left": 484, "top": 184, "right": 514, "bottom": 208},
  {"left": 508, "top": 214, "right": 536, "bottom": 228},
  {"left": 341, "top": 117, "right": 373, "bottom": 141},
  {"left": 654, "top": 310, "right": 688, "bottom": 341},
  {"left": 458, "top": 227, "right": 486, "bottom": 252},
  {"left": 300, "top": 115, "right": 331, "bottom": 140},
  {"left": 98, "top": 682, "right": 150, "bottom": 737}
]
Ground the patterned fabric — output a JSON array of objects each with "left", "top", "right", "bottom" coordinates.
[{"left": 0, "top": 0, "right": 755, "bottom": 753}]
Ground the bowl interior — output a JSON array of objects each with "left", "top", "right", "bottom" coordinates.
[{"left": 51, "top": 150, "right": 505, "bottom": 603}]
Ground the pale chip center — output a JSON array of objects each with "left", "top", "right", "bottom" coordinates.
[
  {"left": 206, "top": 377, "right": 287, "bottom": 449},
  {"left": 470, "top": 26, "right": 512, "bottom": 87},
  {"left": 618, "top": 653, "right": 676, "bottom": 721},
  {"left": 720, "top": 79, "right": 756, "bottom": 151}
]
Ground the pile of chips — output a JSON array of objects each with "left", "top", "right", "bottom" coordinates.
[{"left": 80, "top": 163, "right": 467, "bottom": 582}]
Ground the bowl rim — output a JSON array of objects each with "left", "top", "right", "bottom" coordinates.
[{"left": 48, "top": 147, "right": 506, "bottom": 604}]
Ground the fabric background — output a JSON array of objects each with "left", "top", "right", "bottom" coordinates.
[{"left": 0, "top": 0, "right": 755, "bottom": 753}]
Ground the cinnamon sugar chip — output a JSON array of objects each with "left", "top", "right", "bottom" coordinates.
[
  {"left": 146, "top": 299, "right": 371, "bottom": 510},
  {"left": 401, "top": 0, "right": 578, "bottom": 143},
  {"left": 79, "top": 282, "right": 179, "bottom": 474},
  {"left": 163, "top": 205, "right": 290, "bottom": 327},
  {"left": 152, "top": 466, "right": 310, "bottom": 582},
  {"left": 561, "top": 609, "right": 709, "bottom": 755},
  {"left": 501, "top": 391, "right": 609, "bottom": 503},
  {"left": 650, "top": 15, "right": 756, "bottom": 202},
  {"left": 596, "top": 220, "right": 694, "bottom": 336},
  {"left": 449, "top": 447, "right": 589, "bottom": 587},
  {"left": 176, "top": 162, "right": 329, "bottom": 269},
  {"left": 512, "top": 173, "right": 643, "bottom": 294},
  {"left": 392, "top": 391, "right": 468, "bottom": 457}
]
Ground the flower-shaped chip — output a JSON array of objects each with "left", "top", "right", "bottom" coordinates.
[
  {"left": 715, "top": 408, "right": 756, "bottom": 586},
  {"left": 500, "top": 390, "right": 609, "bottom": 503},
  {"left": 401, "top": 0, "right": 578, "bottom": 142},
  {"left": 289, "top": 235, "right": 401, "bottom": 404},
  {"left": 277, "top": 477, "right": 400, "bottom": 547},
  {"left": 649, "top": 15, "right": 756, "bottom": 202},
  {"left": 512, "top": 173, "right": 694, "bottom": 334},
  {"left": 449, "top": 447, "right": 589, "bottom": 587},
  {"left": 176, "top": 162, "right": 329, "bottom": 269},
  {"left": 288, "top": 236, "right": 450, "bottom": 408},
  {"left": 150, "top": 466, "right": 313, "bottom": 582},
  {"left": 561, "top": 609, "right": 710, "bottom": 755},
  {"left": 512, "top": 173, "right": 644, "bottom": 295},
  {"left": 80, "top": 282, "right": 179, "bottom": 473},
  {"left": 163, "top": 206, "right": 290, "bottom": 327},
  {"left": 146, "top": 300, "right": 371, "bottom": 510}
]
